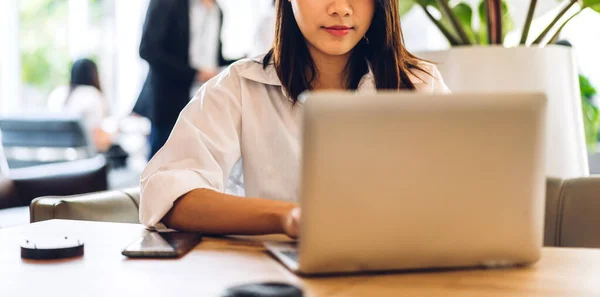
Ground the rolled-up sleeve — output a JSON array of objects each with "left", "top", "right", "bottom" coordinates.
[{"left": 139, "top": 67, "right": 242, "bottom": 228}]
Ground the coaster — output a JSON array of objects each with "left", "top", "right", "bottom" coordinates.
[
  {"left": 222, "top": 282, "right": 303, "bottom": 297},
  {"left": 21, "top": 236, "right": 84, "bottom": 260}
]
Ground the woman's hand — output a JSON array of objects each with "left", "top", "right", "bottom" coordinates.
[{"left": 282, "top": 207, "right": 301, "bottom": 239}]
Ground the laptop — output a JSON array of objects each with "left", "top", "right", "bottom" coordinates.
[{"left": 265, "top": 91, "right": 547, "bottom": 275}]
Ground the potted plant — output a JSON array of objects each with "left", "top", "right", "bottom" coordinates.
[
  {"left": 402, "top": 0, "right": 600, "bottom": 178},
  {"left": 401, "top": 0, "right": 600, "bottom": 46}
]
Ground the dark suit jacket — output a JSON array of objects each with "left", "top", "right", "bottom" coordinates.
[{"left": 134, "top": 0, "right": 233, "bottom": 125}]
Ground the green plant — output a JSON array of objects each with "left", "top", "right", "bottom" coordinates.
[
  {"left": 401, "top": 0, "right": 600, "bottom": 46},
  {"left": 580, "top": 75, "right": 600, "bottom": 151},
  {"left": 19, "top": 0, "right": 106, "bottom": 100},
  {"left": 20, "top": 0, "right": 70, "bottom": 92}
]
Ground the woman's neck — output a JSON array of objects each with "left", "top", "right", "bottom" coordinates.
[{"left": 308, "top": 45, "right": 351, "bottom": 91}]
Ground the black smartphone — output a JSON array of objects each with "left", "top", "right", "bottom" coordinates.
[{"left": 121, "top": 231, "right": 202, "bottom": 258}]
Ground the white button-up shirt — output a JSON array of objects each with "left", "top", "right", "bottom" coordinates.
[{"left": 139, "top": 57, "right": 450, "bottom": 228}]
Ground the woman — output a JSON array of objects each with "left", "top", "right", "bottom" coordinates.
[
  {"left": 48, "top": 58, "right": 111, "bottom": 152},
  {"left": 140, "top": 0, "right": 450, "bottom": 237}
]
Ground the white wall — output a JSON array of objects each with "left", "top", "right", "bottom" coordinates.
[
  {"left": 562, "top": 10, "right": 600, "bottom": 89},
  {"left": 113, "top": 0, "right": 149, "bottom": 117},
  {"left": 0, "top": 0, "right": 20, "bottom": 115},
  {"left": 68, "top": 0, "right": 90, "bottom": 59}
]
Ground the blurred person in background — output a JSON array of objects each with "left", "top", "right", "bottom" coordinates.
[
  {"left": 249, "top": 0, "right": 276, "bottom": 58},
  {"left": 48, "top": 58, "right": 111, "bottom": 152},
  {"left": 133, "top": 0, "right": 237, "bottom": 160}
]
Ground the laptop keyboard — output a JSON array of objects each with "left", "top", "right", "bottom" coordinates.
[{"left": 281, "top": 250, "right": 299, "bottom": 263}]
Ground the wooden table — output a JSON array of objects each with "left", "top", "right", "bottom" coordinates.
[{"left": 1, "top": 220, "right": 600, "bottom": 297}]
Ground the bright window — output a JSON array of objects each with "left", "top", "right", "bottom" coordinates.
[{"left": 19, "top": 0, "right": 71, "bottom": 112}]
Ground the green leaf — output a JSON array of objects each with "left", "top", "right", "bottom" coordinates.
[
  {"left": 582, "top": 98, "right": 599, "bottom": 151},
  {"left": 431, "top": 2, "right": 469, "bottom": 44},
  {"left": 583, "top": 0, "right": 600, "bottom": 12},
  {"left": 414, "top": 0, "right": 437, "bottom": 6},
  {"left": 580, "top": 74, "right": 598, "bottom": 99},
  {"left": 582, "top": 95, "right": 600, "bottom": 151},
  {"left": 399, "top": 1, "right": 416, "bottom": 16},
  {"left": 453, "top": 3, "right": 473, "bottom": 27},
  {"left": 436, "top": 0, "right": 471, "bottom": 44},
  {"left": 418, "top": 4, "right": 461, "bottom": 45},
  {"left": 19, "top": 0, "right": 70, "bottom": 93},
  {"left": 453, "top": 3, "right": 476, "bottom": 44},
  {"left": 477, "top": 0, "right": 514, "bottom": 45},
  {"left": 580, "top": 74, "right": 600, "bottom": 151},
  {"left": 412, "top": 0, "right": 464, "bottom": 45}
]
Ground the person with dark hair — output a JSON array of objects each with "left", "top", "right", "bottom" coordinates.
[
  {"left": 48, "top": 58, "right": 111, "bottom": 152},
  {"left": 139, "top": 0, "right": 450, "bottom": 236},
  {"left": 133, "top": 0, "right": 235, "bottom": 160}
]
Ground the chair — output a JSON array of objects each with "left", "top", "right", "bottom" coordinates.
[
  {"left": 0, "top": 155, "right": 108, "bottom": 228},
  {"left": 29, "top": 177, "right": 600, "bottom": 248},
  {"left": 0, "top": 114, "right": 95, "bottom": 169},
  {"left": 544, "top": 177, "right": 600, "bottom": 248},
  {"left": 30, "top": 187, "right": 139, "bottom": 224},
  {"left": 0, "top": 115, "right": 110, "bottom": 228}
]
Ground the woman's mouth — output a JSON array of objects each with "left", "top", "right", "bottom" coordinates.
[{"left": 323, "top": 25, "right": 352, "bottom": 37}]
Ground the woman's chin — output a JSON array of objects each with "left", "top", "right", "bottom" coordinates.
[{"left": 313, "top": 44, "right": 355, "bottom": 57}]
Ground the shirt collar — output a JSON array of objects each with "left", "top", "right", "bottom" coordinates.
[
  {"left": 238, "top": 56, "right": 282, "bottom": 86},
  {"left": 239, "top": 55, "right": 432, "bottom": 94},
  {"left": 239, "top": 55, "right": 377, "bottom": 95}
]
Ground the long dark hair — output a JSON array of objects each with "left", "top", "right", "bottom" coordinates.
[
  {"left": 263, "top": 0, "right": 430, "bottom": 103},
  {"left": 68, "top": 58, "right": 102, "bottom": 100}
]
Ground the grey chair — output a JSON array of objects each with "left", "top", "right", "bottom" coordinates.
[
  {"left": 544, "top": 177, "right": 600, "bottom": 248},
  {"left": 30, "top": 187, "right": 139, "bottom": 224},
  {"left": 0, "top": 115, "right": 96, "bottom": 169}
]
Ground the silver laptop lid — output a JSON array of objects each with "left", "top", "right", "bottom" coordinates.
[{"left": 297, "top": 91, "right": 546, "bottom": 274}]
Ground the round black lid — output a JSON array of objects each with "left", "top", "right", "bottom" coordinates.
[{"left": 21, "top": 236, "right": 84, "bottom": 260}]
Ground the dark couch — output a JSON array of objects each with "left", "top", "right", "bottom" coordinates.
[{"left": 0, "top": 155, "right": 108, "bottom": 227}]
